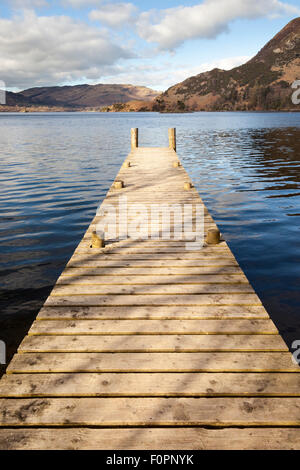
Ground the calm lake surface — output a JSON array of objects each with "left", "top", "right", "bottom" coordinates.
[{"left": 0, "top": 111, "right": 299, "bottom": 369}]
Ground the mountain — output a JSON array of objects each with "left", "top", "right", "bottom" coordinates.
[
  {"left": 152, "top": 17, "right": 300, "bottom": 112},
  {"left": 4, "top": 91, "right": 32, "bottom": 106},
  {"left": 19, "top": 84, "right": 159, "bottom": 108}
]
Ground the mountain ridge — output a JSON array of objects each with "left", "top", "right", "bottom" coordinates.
[
  {"left": 20, "top": 83, "right": 159, "bottom": 108},
  {"left": 151, "top": 17, "right": 300, "bottom": 112},
  {"left": 0, "top": 84, "right": 159, "bottom": 111}
]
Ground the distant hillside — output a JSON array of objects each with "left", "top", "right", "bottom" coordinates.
[
  {"left": 4, "top": 91, "right": 32, "bottom": 106},
  {"left": 152, "top": 17, "right": 300, "bottom": 112},
  {"left": 18, "top": 84, "right": 159, "bottom": 108}
]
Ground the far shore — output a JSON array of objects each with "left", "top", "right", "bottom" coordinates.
[{"left": 1, "top": 106, "right": 300, "bottom": 113}]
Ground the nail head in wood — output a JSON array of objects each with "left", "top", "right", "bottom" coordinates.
[
  {"left": 114, "top": 180, "right": 124, "bottom": 189},
  {"left": 206, "top": 228, "right": 221, "bottom": 245},
  {"left": 91, "top": 231, "right": 105, "bottom": 248}
]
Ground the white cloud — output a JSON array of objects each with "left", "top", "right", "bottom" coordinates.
[
  {"left": 98, "top": 55, "right": 251, "bottom": 91},
  {"left": 89, "top": 3, "right": 137, "bottom": 27},
  {"left": 9, "top": 0, "right": 48, "bottom": 7},
  {"left": 137, "top": 0, "right": 300, "bottom": 49},
  {"left": 174, "top": 55, "right": 251, "bottom": 83},
  {"left": 0, "top": 10, "right": 133, "bottom": 89},
  {"left": 61, "top": 0, "right": 103, "bottom": 7}
]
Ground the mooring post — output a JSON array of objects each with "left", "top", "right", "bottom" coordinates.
[
  {"left": 131, "top": 128, "right": 138, "bottom": 150},
  {"left": 113, "top": 180, "right": 124, "bottom": 189},
  {"left": 91, "top": 231, "right": 105, "bottom": 248},
  {"left": 168, "top": 128, "right": 176, "bottom": 152},
  {"left": 206, "top": 228, "right": 221, "bottom": 244}
]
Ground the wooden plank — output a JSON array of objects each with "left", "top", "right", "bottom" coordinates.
[
  {"left": 86, "top": 219, "right": 216, "bottom": 226},
  {"left": 50, "top": 284, "right": 254, "bottom": 295},
  {"left": 79, "top": 233, "right": 219, "bottom": 245},
  {"left": 7, "top": 352, "right": 298, "bottom": 373},
  {"left": 88, "top": 218, "right": 216, "bottom": 226},
  {"left": 44, "top": 294, "right": 262, "bottom": 306},
  {"left": 60, "top": 266, "right": 244, "bottom": 275},
  {"left": 81, "top": 239, "right": 223, "bottom": 248},
  {"left": 37, "top": 305, "right": 269, "bottom": 319},
  {"left": 83, "top": 228, "right": 218, "bottom": 237},
  {"left": 1, "top": 372, "right": 299, "bottom": 397},
  {"left": 78, "top": 239, "right": 215, "bottom": 246},
  {"left": 76, "top": 239, "right": 224, "bottom": 250},
  {"left": 81, "top": 237, "right": 220, "bottom": 244},
  {"left": 29, "top": 319, "right": 278, "bottom": 335},
  {"left": 70, "top": 246, "right": 233, "bottom": 255},
  {"left": 67, "top": 259, "right": 240, "bottom": 267},
  {"left": 57, "top": 274, "right": 249, "bottom": 284},
  {"left": 0, "top": 427, "right": 300, "bottom": 450},
  {"left": 1, "top": 397, "right": 300, "bottom": 426},
  {"left": 103, "top": 194, "right": 206, "bottom": 199},
  {"left": 68, "top": 253, "right": 236, "bottom": 260},
  {"left": 18, "top": 334, "right": 287, "bottom": 353},
  {"left": 103, "top": 199, "right": 209, "bottom": 205}
]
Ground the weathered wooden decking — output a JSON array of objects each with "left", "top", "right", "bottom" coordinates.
[{"left": 0, "top": 130, "right": 300, "bottom": 449}]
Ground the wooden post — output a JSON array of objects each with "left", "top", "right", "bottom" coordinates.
[
  {"left": 184, "top": 182, "right": 191, "bottom": 190},
  {"left": 169, "top": 128, "right": 176, "bottom": 152},
  {"left": 131, "top": 128, "right": 138, "bottom": 149},
  {"left": 113, "top": 180, "right": 124, "bottom": 189},
  {"left": 206, "top": 228, "right": 221, "bottom": 244},
  {"left": 91, "top": 231, "right": 105, "bottom": 248}
]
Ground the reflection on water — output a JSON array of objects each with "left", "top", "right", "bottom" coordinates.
[
  {"left": 182, "top": 125, "right": 300, "bottom": 346},
  {"left": 0, "top": 112, "right": 299, "bottom": 372}
]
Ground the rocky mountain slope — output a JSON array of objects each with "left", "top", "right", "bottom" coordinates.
[
  {"left": 19, "top": 84, "right": 158, "bottom": 108},
  {"left": 152, "top": 17, "right": 300, "bottom": 112},
  {"left": 4, "top": 91, "right": 31, "bottom": 106},
  {"left": 0, "top": 84, "right": 159, "bottom": 111}
]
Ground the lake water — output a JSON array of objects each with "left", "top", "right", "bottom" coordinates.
[{"left": 0, "top": 111, "right": 299, "bottom": 370}]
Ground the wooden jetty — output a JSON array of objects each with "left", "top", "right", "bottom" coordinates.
[{"left": 0, "top": 128, "right": 300, "bottom": 449}]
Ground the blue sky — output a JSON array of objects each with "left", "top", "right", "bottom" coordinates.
[{"left": 0, "top": 0, "right": 299, "bottom": 91}]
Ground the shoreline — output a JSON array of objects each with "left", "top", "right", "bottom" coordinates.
[{"left": 0, "top": 107, "right": 299, "bottom": 113}]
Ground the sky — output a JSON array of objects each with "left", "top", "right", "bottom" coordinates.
[{"left": 0, "top": 0, "right": 299, "bottom": 92}]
